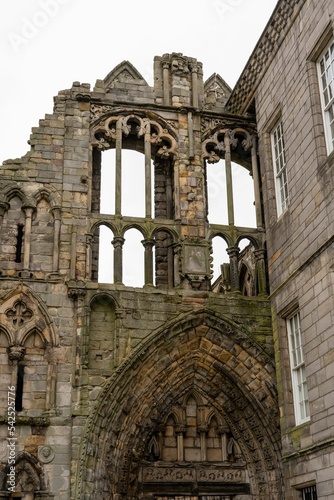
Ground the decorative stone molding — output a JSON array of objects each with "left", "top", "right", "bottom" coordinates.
[
  {"left": 38, "top": 446, "right": 55, "bottom": 464},
  {"left": 202, "top": 128, "right": 253, "bottom": 164},
  {"left": 91, "top": 113, "right": 178, "bottom": 158},
  {"left": 227, "top": 0, "right": 306, "bottom": 113},
  {"left": 7, "top": 345, "right": 25, "bottom": 361},
  {"left": 141, "top": 466, "right": 246, "bottom": 483},
  {"left": 5, "top": 300, "right": 33, "bottom": 327}
]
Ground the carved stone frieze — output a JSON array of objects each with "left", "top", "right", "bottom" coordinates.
[
  {"left": 141, "top": 466, "right": 246, "bottom": 483},
  {"left": 90, "top": 103, "right": 114, "bottom": 122}
]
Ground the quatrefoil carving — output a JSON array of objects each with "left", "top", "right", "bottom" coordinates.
[{"left": 5, "top": 300, "right": 33, "bottom": 327}]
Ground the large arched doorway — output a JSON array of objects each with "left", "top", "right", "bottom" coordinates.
[{"left": 75, "top": 310, "right": 282, "bottom": 499}]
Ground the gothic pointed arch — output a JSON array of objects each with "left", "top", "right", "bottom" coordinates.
[
  {"left": 0, "top": 284, "right": 58, "bottom": 347},
  {"left": 3, "top": 452, "right": 47, "bottom": 492},
  {"left": 102, "top": 60, "right": 149, "bottom": 90},
  {"left": 76, "top": 309, "right": 282, "bottom": 499},
  {"left": 0, "top": 284, "right": 60, "bottom": 415},
  {"left": 204, "top": 73, "right": 232, "bottom": 108}
]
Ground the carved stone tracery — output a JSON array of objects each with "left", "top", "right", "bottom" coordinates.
[{"left": 91, "top": 113, "right": 178, "bottom": 158}]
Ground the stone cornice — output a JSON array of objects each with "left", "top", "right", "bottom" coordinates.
[{"left": 227, "top": 0, "right": 306, "bottom": 115}]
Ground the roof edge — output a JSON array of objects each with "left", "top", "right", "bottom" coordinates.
[{"left": 226, "top": 0, "right": 306, "bottom": 114}]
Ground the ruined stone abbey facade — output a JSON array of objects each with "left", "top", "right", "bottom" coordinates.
[{"left": 0, "top": 0, "right": 333, "bottom": 499}]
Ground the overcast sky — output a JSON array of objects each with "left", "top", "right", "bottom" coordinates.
[
  {"left": 1, "top": 0, "right": 278, "bottom": 163},
  {"left": 1, "top": 0, "right": 278, "bottom": 285}
]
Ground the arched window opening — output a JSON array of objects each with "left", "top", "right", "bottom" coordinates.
[
  {"left": 96, "top": 148, "right": 154, "bottom": 218},
  {"left": 154, "top": 159, "right": 174, "bottom": 219},
  {"left": 123, "top": 228, "right": 144, "bottom": 287},
  {"left": 232, "top": 163, "right": 256, "bottom": 227},
  {"left": 95, "top": 225, "right": 114, "bottom": 283},
  {"left": 1, "top": 196, "right": 25, "bottom": 272},
  {"left": 22, "top": 331, "right": 47, "bottom": 412},
  {"left": 211, "top": 236, "right": 229, "bottom": 291},
  {"left": 15, "top": 364, "right": 24, "bottom": 412},
  {"left": 238, "top": 237, "right": 256, "bottom": 296},
  {"left": 206, "top": 160, "right": 256, "bottom": 227},
  {"left": 6, "top": 454, "right": 45, "bottom": 498},
  {"left": 30, "top": 198, "right": 53, "bottom": 273},
  {"left": 162, "top": 414, "right": 177, "bottom": 461},
  {"left": 88, "top": 295, "right": 115, "bottom": 370},
  {"left": 122, "top": 149, "right": 146, "bottom": 217},
  {"left": 207, "top": 415, "right": 222, "bottom": 462},
  {"left": 184, "top": 394, "right": 199, "bottom": 461},
  {"left": 99, "top": 148, "right": 116, "bottom": 215},
  {"left": 206, "top": 160, "right": 228, "bottom": 224},
  {"left": 15, "top": 224, "right": 24, "bottom": 263},
  {"left": 154, "top": 230, "right": 173, "bottom": 289}
]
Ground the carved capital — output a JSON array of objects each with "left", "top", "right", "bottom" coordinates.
[
  {"left": 7, "top": 345, "right": 25, "bottom": 361},
  {"left": 226, "top": 246, "right": 240, "bottom": 259},
  {"left": 141, "top": 239, "right": 155, "bottom": 250},
  {"left": 112, "top": 236, "right": 125, "bottom": 250}
]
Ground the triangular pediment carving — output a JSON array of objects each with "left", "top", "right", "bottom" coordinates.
[
  {"left": 95, "top": 61, "right": 149, "bottom": 92},
  {"left": 204, "top": 73, "right": 232, "bottom": 108}
]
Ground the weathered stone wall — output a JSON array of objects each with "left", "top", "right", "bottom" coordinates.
[
  {"left": 0, "top": 52, "right": 279, "bottom": 500},
  {"left": 252, "top": 0, "right": 334, "bottom": 497}
]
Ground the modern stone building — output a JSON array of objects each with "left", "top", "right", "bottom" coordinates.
[{"left": 0, "top": 0, "right": 333, "bottom": 499}]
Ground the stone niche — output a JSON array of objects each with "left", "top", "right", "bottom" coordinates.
[{"left": 138, "top": 391, "right": 250, "bottom": 499}]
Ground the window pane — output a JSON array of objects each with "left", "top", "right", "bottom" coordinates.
[
  {"left": 302, "top": 485, "right": 317, "bottom": 500},
  {"left": 271, "top": 120, "right": 288, "bottom": 215},
  {"left": 318, "top": 38, "right": 334, "bottom": 153},
  {"left": 287, "top": 312, "right": 310, "bottom": 424}
]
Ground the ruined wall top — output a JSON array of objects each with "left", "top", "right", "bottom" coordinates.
[{"left": 53, "top": 52, "right": 232, "bottom": 116}]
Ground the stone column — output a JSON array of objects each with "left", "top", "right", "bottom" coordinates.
[
  {"left": 199, "top": 426, "right": 208, "bottom": 461},
  {"left": 173, "top": 160, "right": 181, "bottom": 220},
  {"left": 226, "top": 246, "right": 240, "bottom": 292},
  {"left": 172, "top": 243, "right": 182, "bottom": 287},
  {"left": 51, "top": 207, "right": 61, "bottom": 274},
  {"left": 188, "top": 111, "right": 194, "bottom": 159},
  {"left": 254, "top": 248, "right": 267, "bottom": 296},
  {"left": 142, "top": 238, "right": 155, "bottom": 286},
  {"left": 224, "top": 132, "right": 235, "bottom": 226},
  {"left": 70, "top": 225, "right": 77, "bottom": 280},
  {"left": 45, "top": 347, "right": 58, "bottom": 411},
  {"left": 167, "top": 238, "right": 174, "bottom": 289},
  {"left": 190, "top": 63, "right": 199, "bottom": 108},
  {"left": 166, "top": 162, "right": 173, "bottom": 219},
  {"left": 176, "top": 425, "right": 186, "bottom": 461},
  {"left": 112, "top": 236, "right": 125, "bottom": 284},
  {"left": 68, "top": 288, "right": 86, "bottom": 392},
  {"left": 162, "top": 61, "right": 170, "bottom": 106},
  {"left": 251, "top": 136, "right": 263, "bottom": 228},
  {"left": 218, "top": 426, "right": 229, "bottom": 462},
  {"left": 115, "top": 118, "right": 123, "bottom": 215},
  {"left": 85, "top": 233, "right": 93, "bottom": 279},
  {"left": 7, "top": 345, "right": 25, "bottom": 390},
  {"left": 22, "top": 205, "right": 35, "bottom": 272},
  {"left": 144, "top": 123, "right": 152, "bottom": 218}
]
